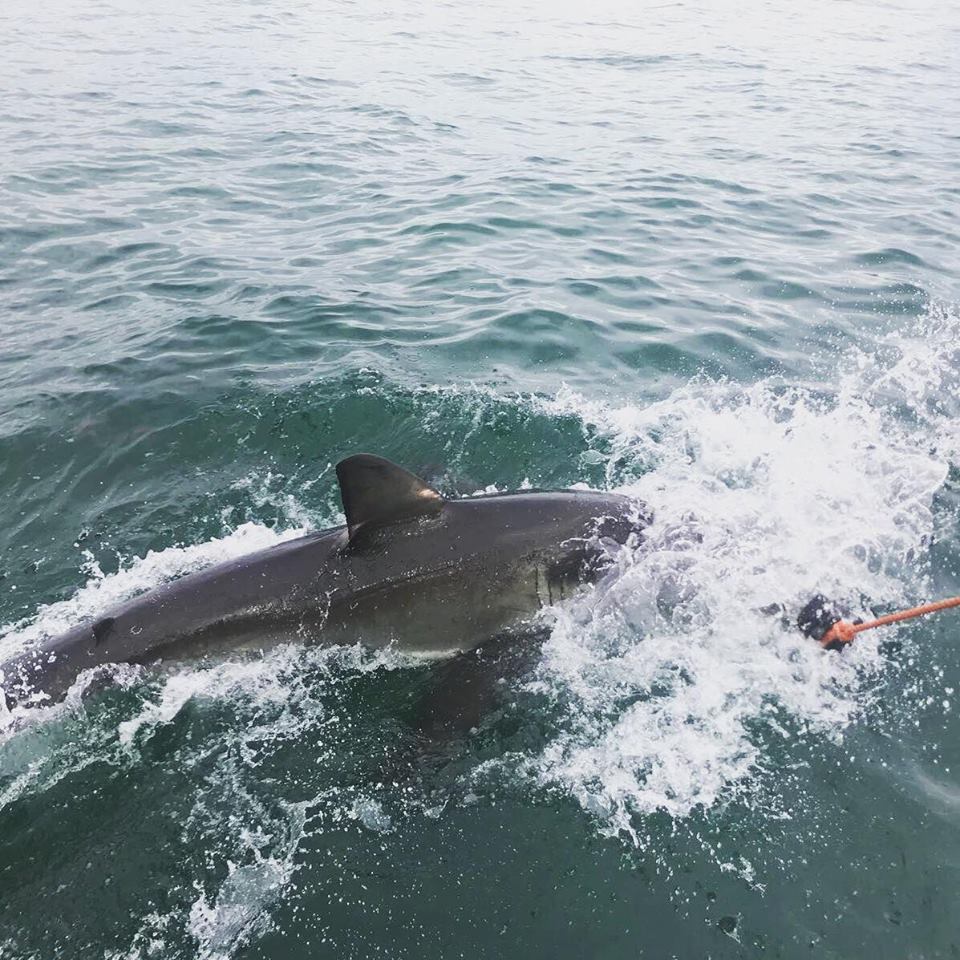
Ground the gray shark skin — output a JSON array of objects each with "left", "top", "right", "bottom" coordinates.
[{"left": 1, "top": 455, "right": 647, "bottom": 708}]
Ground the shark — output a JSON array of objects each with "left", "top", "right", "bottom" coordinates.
[{"left": 0, "top": 454, "right": 648, "bottom": 708}]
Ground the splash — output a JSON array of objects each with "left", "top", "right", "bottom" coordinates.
[
  {"left": 186, "top": 801, "right": 309, "bottom": 960},
  {"left": 519, "top": 305, "right": 959, "bottom": 837}
]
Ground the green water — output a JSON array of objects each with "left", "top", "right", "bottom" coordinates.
[{"left": 2, "top": 0, "right": 959, "bottom": 956}]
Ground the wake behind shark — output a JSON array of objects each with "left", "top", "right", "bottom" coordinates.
[{"left": 1, "top": 455, "right": 648, "bottom": 708}]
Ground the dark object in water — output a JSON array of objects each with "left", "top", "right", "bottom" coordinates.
[{"left": 797, "top": 594, "right": 849, "bottom": 651}]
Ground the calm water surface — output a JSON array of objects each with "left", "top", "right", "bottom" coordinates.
[{"left": 1, "top": 1, "right": 959, "bottom": 957}]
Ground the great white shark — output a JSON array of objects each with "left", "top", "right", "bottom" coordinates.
[{"left": 0, "top": 454, "right": 648, "bottom": 708}]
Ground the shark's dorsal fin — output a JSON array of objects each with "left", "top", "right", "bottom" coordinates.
[{"left": 336, "top": 454, "right": 444, "bottom": 540}]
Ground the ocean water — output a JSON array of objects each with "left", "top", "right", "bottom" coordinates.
[{"left": 1, "top": 0, "right": 959, "bottom": 956}]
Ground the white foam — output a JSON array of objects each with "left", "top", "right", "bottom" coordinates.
[
  {"left": 115, "top": 641, "right": 410, "bottom": 753},
  {"left": 519, "top": 305, "right": 959, "bottom": 837}
]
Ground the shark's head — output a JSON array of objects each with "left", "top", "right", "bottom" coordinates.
[{"left": 533, "top": 489, "right": 648, "bottom": 600}]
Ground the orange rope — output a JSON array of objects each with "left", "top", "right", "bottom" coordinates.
[{"left": 820, "top": 595, "right": 960, "bottom": 647}]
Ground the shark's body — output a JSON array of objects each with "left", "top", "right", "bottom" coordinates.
[{"left": 1, "top": 455, "right": 646, "bottom": 707}]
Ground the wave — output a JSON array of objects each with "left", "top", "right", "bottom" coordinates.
[{"left": 1, "top": 306, "right": 957, "bottom": 955}]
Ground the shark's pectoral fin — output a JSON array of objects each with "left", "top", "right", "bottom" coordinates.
[
  {"left": 336, "top": 454, "right": 444, "bottom": 541},
  {"left": 411, "top": 626, "right": 549, "bottom": 742}
]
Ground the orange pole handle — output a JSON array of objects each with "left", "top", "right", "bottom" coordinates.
[{"left": 820, "top": 595, "right": 960, "bottom": 648}]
